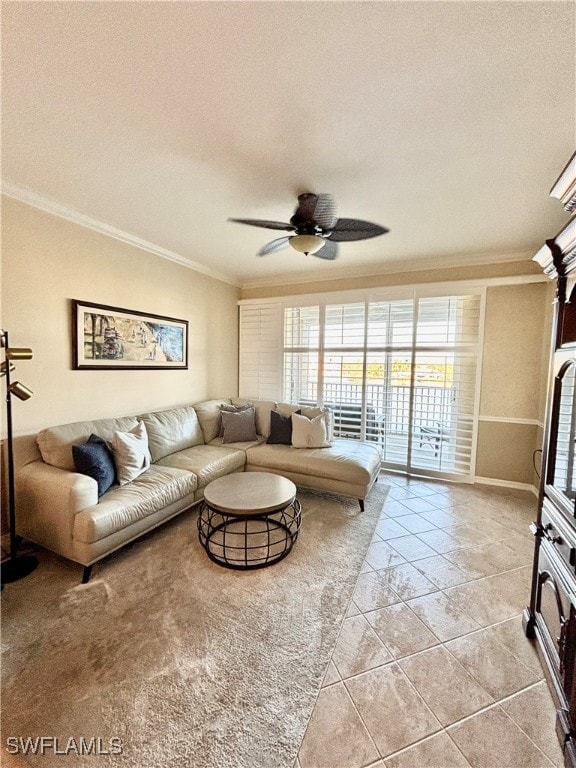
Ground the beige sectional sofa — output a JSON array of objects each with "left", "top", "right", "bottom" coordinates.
[{"left": 14, "top": 397, "right": 382, "bottom": 582}]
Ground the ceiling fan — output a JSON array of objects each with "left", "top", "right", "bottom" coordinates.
[{"left": 228, "top": 193, "right": 389, "bottom": 260}]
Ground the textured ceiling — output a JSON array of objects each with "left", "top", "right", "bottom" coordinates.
[{"left": 2, "top": 1, "right": 575, "bottom": 287}]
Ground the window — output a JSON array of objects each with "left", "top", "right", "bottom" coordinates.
[
  {"left": 283, "top": 306, "right": 320, "bottom": 404},
  {"left": 366, "top": 295, "right": 482, "bottom": 477},
  {"left": 239, "top": 289, "right": 484, "bottom": 480}
]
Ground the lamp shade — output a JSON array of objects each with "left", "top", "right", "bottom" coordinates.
[
  {"left": 289, "top": 235, "right": 325, "bottom": 255},
  {"left": 8, "top": 381, "right": 33, "bottom": 401},
  {"left": 6, "top": 347, "right": 33, "bottom": 360}
]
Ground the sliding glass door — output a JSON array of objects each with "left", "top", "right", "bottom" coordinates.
[{"left": 365, "top": 295, "right": 482, "bottom": 478}]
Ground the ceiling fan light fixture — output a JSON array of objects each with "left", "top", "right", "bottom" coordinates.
[
  {"left": 289, "top": 234, "right": 325, "bottom": 255},
  {"left": 229, "top": 193, "right": 388, "bottom": 259}
]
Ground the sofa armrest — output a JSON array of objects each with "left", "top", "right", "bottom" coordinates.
[{"left": 16, "top": 460, "right": 98, "bottom": 560}]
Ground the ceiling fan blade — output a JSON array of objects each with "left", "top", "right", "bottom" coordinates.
[
  {"left": 228, "top": 218, "right": 294, "bottom": 231},
  {"left": 328, "top": 218, "right": 389, "bottom": 241},
  {"left": 293, "top": 193, "right": 319, "bottom": 223},
  {"left": 313, "top": 194, "right": 338, "bottom": 230},
  {"left": 257, "top": 236, "right": 291, "bottom": 256},
  {"left": 313, "top": 240, "right": 338, "bottom": 260}
]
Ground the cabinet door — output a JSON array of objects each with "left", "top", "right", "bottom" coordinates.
[
  {"left": 535, "top": 541, "right": 576, "bottom": 724},
  {"left": 542, "top": 499, "right": 576, "bottom": 578}
]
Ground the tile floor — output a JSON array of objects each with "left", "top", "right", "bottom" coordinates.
[{"left": 295, "top": 472, "right": 564, "bottom": 768}]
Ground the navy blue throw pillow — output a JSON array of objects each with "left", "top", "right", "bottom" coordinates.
[
  {"left": 267, "top": 409, "right": 301, "bottom": 445},
  {"left": 72, "top": 434, "right": 116, "bottom": 497}
]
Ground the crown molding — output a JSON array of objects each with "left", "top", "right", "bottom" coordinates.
[
  {"left": 238, "top": 273, "right": 546, "bottom": 307},
  {"left": 1, "top": 181, "right": 241, "bottom": 287},
  {"left": 239, "top": 247, "right": 538, "bottom": 290},
  {"left": 550, "top": 151, "right": 576, "bottom": 213},
  {"left": 1, "top": 181, "right": 541, "bottom": 293}
]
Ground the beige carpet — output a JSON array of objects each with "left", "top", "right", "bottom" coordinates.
[{"left": 2, "top": 483, "right": 388, "bottom": 768}]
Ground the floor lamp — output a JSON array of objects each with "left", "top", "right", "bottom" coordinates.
[{"left": 1, "top": 329, "right": 38, "bottom": 585}]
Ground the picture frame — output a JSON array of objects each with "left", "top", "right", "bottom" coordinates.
[{"left": 72, "top": 300, "right": 188, "bottom": 370}]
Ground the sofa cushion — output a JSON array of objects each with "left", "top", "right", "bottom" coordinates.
[
  {"left": 37, "top": 416, "right": 139, "bottom": 471},
  {"left": 291, "top": 412, "right": 331, "bottom": 448},
  {"left": 72, "top": 435, "right": 117, "bottom": 496},
  {"left": 207, "top": 436, "right": 265, "bottom": 450},
  {"left": 277, "top": 403, "right": 334, "bottom": 439},
  {"left": 111, "top": 421, "right": 152, "bottom": 485},
  {"left": 267, "top": 409, "right": 299, "bottom": 445},
  {"left": 73, "top": 465, "right": 197, "bottom": 544},
  {"left": 302, "top": 406, "right": 334, "bottom": 439},
  {"left": 140, "top": 405, "right": 204, "bottom": 462},
  {"left": 275, "top": 402, "right": 300, "bottom": 417},
  {"left": 193, "top": 399, "right": 232, "bottom": 443},
  {"left": 221, "top": 409, "right": 258, "bottom": 443},
  {"left": 231, "top": 398, "right": 276, "bottom": 438},
  {"left": 219, "top": 402, "right": 253, "bottom": 437},
  {"left": 156, "top": 444, "right": 246, "bottom": 489},
  {"left": 246, "top": 439, "right": 381, "bottom": 486}
]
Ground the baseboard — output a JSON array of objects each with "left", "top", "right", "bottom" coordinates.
[{"left": 474, "top": 475, "right": 539, "bottom": 497}]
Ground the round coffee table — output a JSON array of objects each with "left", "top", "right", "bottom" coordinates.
[{"left": 197, "top": 472, "right": 301, "bottom": 570}]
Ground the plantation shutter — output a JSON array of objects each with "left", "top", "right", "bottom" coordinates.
[
  {"left": 282, "top": 306, "right": 321, "bottom": 404},
  {"left": 241, "top": 289, "right": 483, "bottom": 480},
  {"left": 365, "top": 293, "right": 481, "bottom": 478},
  {"left": 409, "top": 294, "right": 482, "bottom": 477},
  {"left": 238, "top": 303, "right": 283, "bottom": 400},
  {"left": 365, "top": 298, "right": 415, "bottom": 467},
  {"left": 322, "top": 303, "right": 371, "bottom": 440}
]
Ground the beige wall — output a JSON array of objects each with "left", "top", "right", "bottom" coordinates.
[
  {"left": 1, "top": 197, "right": 240, "bottom": 436},
  {"left": 476, "top": 282, "right": 553, "bottom": 486},
  {"left": 480, "top": 283, "right": 549, "bottom": 420},
  {"left": 476, "top": 421, "right": 540, "bottom": 485},
  {"left": 240, "top": 259, "right": 542, "bottom": 301}
]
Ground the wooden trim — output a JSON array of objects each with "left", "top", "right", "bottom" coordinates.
[{"left": 550, "top": 151, "right": 576, "bottom": 214}]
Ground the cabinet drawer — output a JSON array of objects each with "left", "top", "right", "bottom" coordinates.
[{"left": 542, "top": 498, "right": 576, "bottom": 575}]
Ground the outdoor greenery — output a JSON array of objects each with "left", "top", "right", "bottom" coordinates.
[{"left": 342, "top": 361, "right": 454, "bottom": 387}]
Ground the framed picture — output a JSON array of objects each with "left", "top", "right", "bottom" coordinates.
[{"left": 72, "top": 300, "right": 188, "bottom": 370}]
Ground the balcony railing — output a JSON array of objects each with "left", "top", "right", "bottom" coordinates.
[
  {"left": 295, "top": 381, "right": 454, "bottom": 438},
  {"left": 292, "top": 380, "right": 474, "bottom": 474}
]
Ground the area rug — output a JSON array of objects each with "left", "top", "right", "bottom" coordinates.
[{"left": 1, "top": 483, "right": 388, "bottom": 768}]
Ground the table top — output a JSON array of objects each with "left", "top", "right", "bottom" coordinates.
[{"left": 203, "top": 472, "right": 297, "bottom": 515}]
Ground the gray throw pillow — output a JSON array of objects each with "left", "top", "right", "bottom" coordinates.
[
  {"left": 221, "top": 408, "right": 258, "bottom": 443},
  {"left": 219, "top": 402, "right": 253, "bottom": 437}
]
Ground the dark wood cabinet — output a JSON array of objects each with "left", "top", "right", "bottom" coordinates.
[{"left": 525, "top": 151, "right": 576, "bottom": 766}]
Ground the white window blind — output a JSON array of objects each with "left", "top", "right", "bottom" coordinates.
[
  {"left": 322, "top": 303, "right": 373, "bottom": 441},
  {"left": 239, "top": 290, "right": 483, "bottom": 480},
  {"left": 238, "top": 303, "right": 283, "bottom": 400},
  {"left": 362, "top": 295, "right": 482, "bottom": 477},
  {"left": 283, "top": 306, "right": 320, "bottom": 404},
  {"left": 365, "top": 298, "right": 415, "bottom": 465}
]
